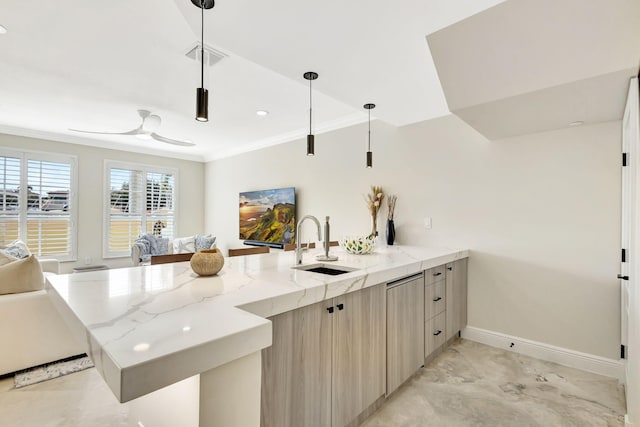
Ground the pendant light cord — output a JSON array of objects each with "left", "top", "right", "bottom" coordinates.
[
  {"left": 309, "top": 78, "right": 313, "bottom": 134},
  {"left": 200, "top": 1, "right": 205, "bottom": 89},
  {"left": 367, "top": 108, "right": 371, "bottom": 151}
]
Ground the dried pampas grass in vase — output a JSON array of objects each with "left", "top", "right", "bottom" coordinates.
[{"left": 365, "top": 185, "right": 384, "bottom": 238}]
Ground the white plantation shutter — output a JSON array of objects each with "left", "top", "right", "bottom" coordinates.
[
  {"left": 107, "top": 168, "right": 144, "bottom": 254},
  {"left": 145, "top": 171, "right": 175, "bottom": 239},
  {"left": 0, "top": 149, "right": 77, "bottom": 261},
  {"left": 104, "top": 161, "right": 177, "bottom": 258},
  {"left": 26, "top": 160, "right": 72, "bottom": 257},
  {"left": 0, "top": 156, "right": 21, "bottom": 245}
]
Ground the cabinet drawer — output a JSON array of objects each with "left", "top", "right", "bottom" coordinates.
[
  {"left": 425, "top": 312, "right": 446, "bottom": 357},
  {"left": 426, "top": 265, "right": 446, "bottom": 285},
  {"left": 425, "top": 281, "right": 446, "bottom": 319}
]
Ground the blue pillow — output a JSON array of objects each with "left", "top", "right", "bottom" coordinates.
[
  {"left": 136, "top": 234, "right": 169, "bottom": 256},
  {"left": 195, "top": 235, "right": 216, "bottom": 251},
  {"left": 156, "top": 237, "right": 169, "bottom": 255},
  {"left": 2, "top": 240, "right": 30, "bottom": 259}
]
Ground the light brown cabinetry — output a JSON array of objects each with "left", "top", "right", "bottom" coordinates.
[
  {"left": 261, "top": 284, "right": 385, "bottom": 427},
  {"left": 262, "top": 259, "right": 468, "bottom": 427},
  {"left": 261, "top": 300, "right": 332, "bottom": 427},
  {"left": 425, "top": 311, "right": 446, "bottom": 356},
  {"left": 426, "top": 264, "right": 446, "bottom": 285},
  {"left": 386, "top": 273, "right": 424, "bottom": 395},
  {"left": 333, "top": 285, "right": 386, "bottom": 427},
  {"left": 426, "top": 280, "right": 446, "bottom": 318},
  {"left": 425, "top": 265, "right": 447, "bottom": 358},
  {"left": 445, "top": 259, "right": 468, "bottom": 341}
]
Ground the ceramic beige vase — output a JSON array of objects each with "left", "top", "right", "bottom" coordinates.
[{"left": 190, "top": 248, "right": 224, "bottom": 276}]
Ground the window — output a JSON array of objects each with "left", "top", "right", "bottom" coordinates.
[
  {"left": 104, "top": 161, "right": 177, "bottom": 258},
  {"left": 0, "top": 149, "right": 77, "bottom": 261}
]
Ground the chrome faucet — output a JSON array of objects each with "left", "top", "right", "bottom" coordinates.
[{"left": 295, "top": 215, "right": 321, "bottom": 265}]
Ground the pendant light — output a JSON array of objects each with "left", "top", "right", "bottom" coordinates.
[
  {"left": 192, "top": 0, "right": 215, "bottom": 122},
  {"left": 304, "top": 71, "right": 318, "bottom": 156},
  {"left": 364, "top": 103, "right": 375, "bottom": 168}
]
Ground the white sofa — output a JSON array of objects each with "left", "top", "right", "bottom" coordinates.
[
  {"left": 0, "top": 258, "right": 84, "bottom": 375},
  {"left": 132, "top": 234, "right": 216, "bottom": 266},
  {"left": 131, "top": 238, "right": 175, "bottom": 266}
]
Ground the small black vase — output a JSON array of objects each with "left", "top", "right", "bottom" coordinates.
[{"left": 386, "top": 219, "right": 395, "bottom": 245}]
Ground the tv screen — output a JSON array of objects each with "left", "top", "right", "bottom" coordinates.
[{"left": 239, "top": 187, "right": 296, "bottom": 245}]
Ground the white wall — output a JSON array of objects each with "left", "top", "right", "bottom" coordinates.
[
  {"left": 0, "top": 133, "right": 205, "bottom": 273},
  {"left": 205, "top": 115, "right": 621, "bottom": 359}
]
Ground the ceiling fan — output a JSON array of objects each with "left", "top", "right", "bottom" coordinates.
[{"left": 70, "top": 110, "right": 195, "bottom": 147}]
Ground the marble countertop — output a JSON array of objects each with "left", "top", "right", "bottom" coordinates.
[{"left": 46, "top": 245, "right": 468, "bottom": 403}]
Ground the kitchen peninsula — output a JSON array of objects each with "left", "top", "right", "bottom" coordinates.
[{"left": 46, "top": 246, "right": 468, "bottom": 427}]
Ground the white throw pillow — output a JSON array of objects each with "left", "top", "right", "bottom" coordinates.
[{"left": 172, "top": 236, "right": 196, "bottom": 254}]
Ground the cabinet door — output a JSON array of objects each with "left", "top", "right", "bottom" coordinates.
[
  {"left": 386, "top": 275, "right": 424, "bottom": 395},
  {"left": 261, "top": 300, "right": 332, "bottom": 427},
  {"left": 332, "top": 284, "right": 386, "bottom": 427},
  {"left": 445, "top": 259, "right": 468, "bottom": 341}
]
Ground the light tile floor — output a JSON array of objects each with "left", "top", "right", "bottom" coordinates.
[
  {"left": 362, "top": 340, "right": 625, "bottom": 427},
  {"left": 0, "top": 339, "right": 626, "bottom": 426},
  {"left": 0, "top": 366, "right": 129, "bottom": 427}
]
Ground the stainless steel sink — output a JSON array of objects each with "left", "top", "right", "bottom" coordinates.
[{"left": 292, "top": 263, "right": 358, "bottom": 276}]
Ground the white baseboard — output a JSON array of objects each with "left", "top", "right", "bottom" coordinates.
[{"left": 461, "top": 326, "right": 625, "bottom": 382}]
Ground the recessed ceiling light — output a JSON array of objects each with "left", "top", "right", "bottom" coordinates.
[
  {"left": 0, "top": 25, "right": 7, "bottom": 34},
  {"left": 256, "top": 110, "right": 269, "bottom": 116},
  {"left": 568, "top": 121, "right": 584, "bottom": 127}
]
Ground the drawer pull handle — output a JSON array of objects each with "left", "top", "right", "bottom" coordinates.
[
  {"left": 447, "top": 267, "right": 453, "bottom": 271},
  {"left": 327, "top": 306, "right": 334, "bottom": 314},
  {"left": 337, "top": 303, "right": 344, "bottom": 311},
  {"left": 433, "top": 297, "right": 442, "bottom": 302},
  {"left": 433, "top": 272, "right": 442, "bottom": 277},
  {"left": 433, "top": 330, "right": 442, "bottom": 336}
]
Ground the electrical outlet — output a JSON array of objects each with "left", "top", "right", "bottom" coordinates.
[{"left": 423, "top": 217, "right": 432, "bottom": 229}]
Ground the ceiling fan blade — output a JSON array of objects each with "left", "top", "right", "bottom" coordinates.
[
  {"left": 151, "top": 133, "right": 195, "bottom": 147},
  {"left": 69, "top": 126, "right": 142, "bottom": 136}
]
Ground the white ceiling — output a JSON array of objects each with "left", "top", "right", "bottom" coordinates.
[
  {"left": 0, "top": 0, "right": 505, "bottom": 162},
  {"left": 427, "top": 0, "right": 640, "bottom": 139}
]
